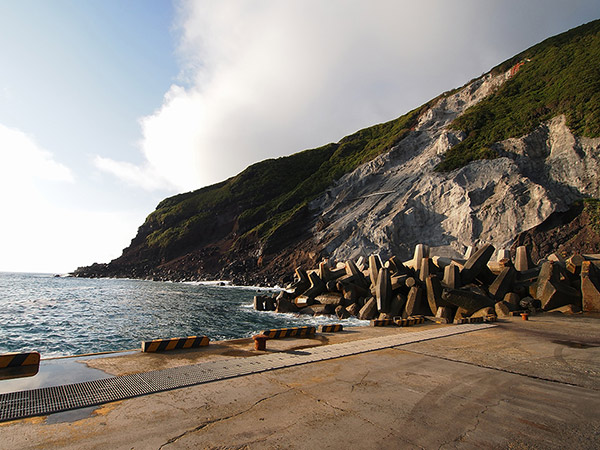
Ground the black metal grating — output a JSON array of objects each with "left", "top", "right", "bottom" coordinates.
[{"left": 0, "top": 323, "right": 494, "bottom": 422}]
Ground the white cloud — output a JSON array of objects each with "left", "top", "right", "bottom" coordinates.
[
  {"left": 95, "top": 0, "right": 596, "bottom": 192},
  {"left": 0, "top": 123, "right": 73, "bottom": 186},
  {"left": 93, "top": 155, "right": 173, "bottom": 191},
  {"left": 0, "top": 124, "right": 143, "bottom": 273}
]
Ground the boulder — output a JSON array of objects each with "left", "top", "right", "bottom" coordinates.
[
  {"left": 435, "top": 306, "right": 454, "bottom": 323},
  {"left": 471, "top": 306, "right": 495, "bottom": 318},
  {"left": 503, "top": 292, "right": 521, "bottom": 310},
  {"left": 489, "top": 267, "right": 517, "bottom": 301},
  {"left": 336, "top": 305, "right": 351, "bottom": 319},
  {"left": 358, "top": 297, "right": 378, "bottom": 320},
  {"left": 301, "top": 272, "right": 326, "bottom": 299},
  {"left": 375, "top": 267, "right": 393, "bottom": 313},
  {"left": 520, "top": 297, "right": 541, "bottom": 312},
  {"left": 581, "top": 261, "right": 600, "bottom": 312},
  {"left": 386, "top": 256, "right": 411, "bottom": 276},
  {"left": 345, "top": 260, "right": 369, "bottom": 289},
  {"left": 389, "top": 293, "right": 407, "bottom": 317},
  {"left": 368, "top": 254, "right": 383, "bottom": 287},
  {"left": 442, "top": 288, "right": 494, "bottom": 315},
  {"left": 291, "top": 267, "right": 310, "bottom": 297},
  {"left": 264, "top": 296, "right": 277, "bottom": 311},
  {"left": 314, "top": 293, "right": 344, "bottom": 306},
  {"left": 253, "top": 295, "right": 267, "bottom": 311},
  {"left": 404, "top": 286, "right": 429, "bottom": 317},
  {"left": 454, "top": 307, "right": 470, "bottom": 322},
  {"left": 413, "top": 244, "right": 429, "bottom": 272},
  {"left": 294, "top": 295, "right": 314, "bottom": 308},
  {"left": 298, "top": 304, "right": 335, "bottom": 316},
  {"left": 276, "top": 297, "right": 300, "bottom": 314},
  {"left": 494, "top": 301, "right": 512, "bottom": 318},
  {"left": 346, "top": 302, "right": 360, "bottom": 317},
  {"left": 515, "top": 245, "right": 530, "bottom": 272},
  {"left": 548, "top": 304, "right": 581, "bottom": 314},
  {"left": 538, "top": 279, "right": 581, "bottom": 311},
  {"left": 460, "top": 244, "right": 495, "bottom": 285},
  {"left": 426, "top": 275, "right": 445, "bottom": 316},
  {"left": 443, "top": 264, "right": 461, "bottom": 289}
]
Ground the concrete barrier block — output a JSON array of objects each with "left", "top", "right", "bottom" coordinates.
[
  {"left": 413, "top": 244, "right": 429, "bottom": 273},
  {"left": 460, "top": 244, "right": 495, "bottom": 284},
  {"left": 142, "top": 336, "right": 209, "bottom": 353},
  {"left": 515, "top": 246, "right": 530, "bottom": 272},
  {"left": 426, "top": 275, "right": 445, "bottom": 316},
  {"left": 370, "top": 319, "right": 395, "bottom": 327},
  {"left": 376, "top": 267, "right": 392, "bottom": 313},
  {"left": 368, "top": 254, "right": 383, "bottom": 287},
  {"left": 489, "top": 267, "right": 517, "bottom": 301},
  {"left": 261, "top": 326, "right": 316, "bottom": 339},
  {"left": 581, "top": 261, "right": 600, "bottom": 312},
  {"left": 335, "top": 304, "right": 351, "bottom": 319},
  {"left": 319, "top": 324, "right": 344, "bottom": 333},
  {"left": 358, "top": 297, "right": 378, "bottom": 320},
  {"left": 0, "top": 352, "right": 40, "bottom": 369},
  {"left": 443, "top": 264, "right": 461, "bottom": 289},
  {"left": 442, "top": 289, "right": 494, "bottom": 315}
]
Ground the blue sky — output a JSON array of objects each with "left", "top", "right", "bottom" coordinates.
[{"left": 1, "top": 0, "right": 599, "bottom": 273}]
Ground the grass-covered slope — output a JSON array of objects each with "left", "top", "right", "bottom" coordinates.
[
  {"left": 125, "top": 102, "right": 428, "bottom": 266},
  {"left": 436, "top": 19, "right": 600, "bottom": 171},
  {"left": 77, "top": 19, "right": 600, "bottom": 281}
]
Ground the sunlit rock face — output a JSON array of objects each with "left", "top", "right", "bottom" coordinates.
[{"left": 310, "top": 73, "right": 600, "bottom": 263}]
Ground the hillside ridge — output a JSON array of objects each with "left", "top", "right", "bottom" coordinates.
[{"left": 73, "top": 19, "right": 600, "bottom": 284}]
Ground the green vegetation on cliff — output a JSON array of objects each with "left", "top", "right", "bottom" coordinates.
[
  {"left": 436, "top": 19, "right": 600, "bottom": 171},
  {"left": 120, "top": 19, "right": 600, "bottom": 267},
  {"left": 143, "top": 103, "right": 428, "bottom": 256},
  {"left": 584, "top": 199, "right": 600, "bottom": 235}
]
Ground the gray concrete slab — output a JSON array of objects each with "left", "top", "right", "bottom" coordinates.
[{"left": 1, "top": 316, "right": 599, "bottom": 449}]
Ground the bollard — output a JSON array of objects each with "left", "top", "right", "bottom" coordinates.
[
  {"left": 253, "top": 334, "right": 269, "bottom": 351},
  {"left": 521, "top": 313, "right": 529, "bottom": 321}
]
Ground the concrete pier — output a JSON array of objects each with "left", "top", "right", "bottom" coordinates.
[{"left": 1, "top": 314, "right": 599, "bottom": 449}]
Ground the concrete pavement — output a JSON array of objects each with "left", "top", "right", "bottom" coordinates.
[{"left": 1, "top": 314, "right": 599, "bottom": 449}]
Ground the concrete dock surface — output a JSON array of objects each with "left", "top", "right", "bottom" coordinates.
[{"left": 1, "top": 314, "right": 599, "bottom": 449}]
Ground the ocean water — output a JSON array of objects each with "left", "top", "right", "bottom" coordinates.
[{"left": 0, "top": 272, "right": 367, "bottom": 358}]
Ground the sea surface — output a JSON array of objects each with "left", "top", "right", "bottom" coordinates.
[{"left": 0, "top": 272, "right": 367, "bottom": 358}]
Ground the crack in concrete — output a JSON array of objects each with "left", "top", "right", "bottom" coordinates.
[
  {"left": 396, "top": 347, "right": 597, "bottom": 390},
  {"left": 350, "top": 370, "right": 370, "bottom": 392},
  {"left": 437, "top": 398, "right": 504, "bottom": 449},
  {"left": 157, "top": 389, "right": 291, "bottom": 449},
  {"left": 267, "top": 375, "right": 427, "bottom": 449}
]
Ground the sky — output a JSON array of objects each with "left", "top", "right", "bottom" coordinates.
[{"left": 0, "top": 1, "right": 599, "bottom": 274}]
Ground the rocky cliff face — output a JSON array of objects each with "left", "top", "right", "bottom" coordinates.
[
  {"left": 310, "top": 72, "right": 600, "bottom": 264},
  {"left": 73, "top": 21, "right": 600, "bottom": 285}
]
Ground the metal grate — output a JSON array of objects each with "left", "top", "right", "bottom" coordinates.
[{"left": 0, "top": 323, "right": 494, "bottom": 422}]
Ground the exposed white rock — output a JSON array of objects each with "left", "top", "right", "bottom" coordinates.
[{"left": 309, "top": 73, "right": 600, "bottom": 263}]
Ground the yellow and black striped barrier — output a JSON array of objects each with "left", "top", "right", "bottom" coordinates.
[
  {"left": 394, "top": 316, "right": 425, "bottom": 327},
  {"left": 0, "top": 352, "right": 40, "bottom": 380},
  {"left": 142, "top": 335, "right": 209, "bottom": 353},
  {"left": 0, "top": 352, "right": 40, "bottom": 369},
  {"left": 484, "top": 315, "right": 497, "bottom": 323},
  {"left": 260, "top": 326, "right": 316, "bottom": 339},
  {"left": 319, "top": 324, "right": 344, "bottom": 333},
  {"left": 370, "top": 319, "right": 395, "bottom": 327}
]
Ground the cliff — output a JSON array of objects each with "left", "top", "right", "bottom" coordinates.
[{"left": 73, "top": 20, "right": 600, "bottom": 285}]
